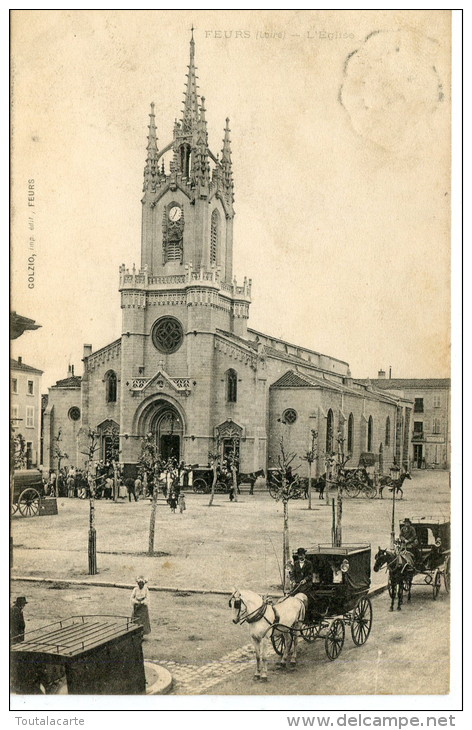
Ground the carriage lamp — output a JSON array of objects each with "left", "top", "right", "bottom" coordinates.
[{"left": 340, "top": 559, "right": 350, "bottom": 573}]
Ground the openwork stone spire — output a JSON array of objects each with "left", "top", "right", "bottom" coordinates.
[
  {"left": 143, "top": 102, "right": 159, "bottom": 191},
  {"left": 182, "top": 27, "right": 200, "bottom": 135},
  {"left": 221, "top": 117, "right": 234, "bottom": 202}
]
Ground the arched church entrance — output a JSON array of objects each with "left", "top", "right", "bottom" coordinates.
[{"left": 151, "top": 406, "right": 183, "bottom": 462}]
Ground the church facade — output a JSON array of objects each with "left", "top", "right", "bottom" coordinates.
[{"left": 43, "top": 36, "right": 412, "bottom": 478}]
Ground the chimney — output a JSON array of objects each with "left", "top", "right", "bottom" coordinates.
[
  {"left": 389, "top": 366, "right": 392, "bottom": 379},
  {"left": 71, "top": 364, "right": 74, "bottom": 376},
  {"left": 18, "top": 356, "right": 22, "bottom": 365},
  {"left": 378, "top": 369, "right": 386, "bottom": 379},
  {"left": 83, "top": 344, "right": 92, "bottom": 359},
  {"left": 68, "top": 364, "right": 72, "bottom": 376}
]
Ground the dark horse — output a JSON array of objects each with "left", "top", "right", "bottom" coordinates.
[
  {"left": 378, "top": 471, "right": 411, "bottom": 499},
  {"left": 239, "top": 469, "right": 265, "bottom": 495},
  {"left": 373, "top": 547, "right": 415, "bottom": 611}
]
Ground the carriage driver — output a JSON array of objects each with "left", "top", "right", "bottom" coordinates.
[
  {"left": 397, "top": 518, "right": 419, "bottom": 569},
  {"left": 290, "top": 547, "right": 314, "bottom": 594}
]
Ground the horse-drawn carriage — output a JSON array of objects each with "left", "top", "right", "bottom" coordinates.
[
  {"left": 271, "top": 544, "right": 373, "bottom": 662},
  {"left": 192, "top": 466, "right": 264, "bottom": 494},
  {"left": 266, "top": 469, "right": 305, "bottom": 499},
  {"left": 10, "top": 469, "right": 45, "bottom": 517},
  {"left": 374, "top": 517, "right": 450, "bottom": 610}
]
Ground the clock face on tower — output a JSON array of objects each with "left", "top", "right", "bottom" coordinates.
[{"left": 169, "top": 205, "right": 182, "bottom": 222}]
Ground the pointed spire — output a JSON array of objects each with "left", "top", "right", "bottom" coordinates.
[
  {"left": 143, "top": 102, "right": 159, "bottom": 192},
  {"left": 182, "top": 27, "right": 200, "bottom": 135},
  {"left": 220, "top": 118, "right": 234, "bottom": 203},
  {"left": 221, "top": 117, "right": 232, "bottom": 164}
]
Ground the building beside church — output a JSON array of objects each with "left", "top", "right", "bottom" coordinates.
[
  {"left": 11, "top": 357, "right": 43, "bottom": 468},
  {"left": 43, "top": 35, "right": 412, "bottom": 478}
]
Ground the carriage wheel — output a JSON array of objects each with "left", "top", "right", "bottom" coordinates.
[
  {"left": 193, "top": 478, "right": 208, "bottom": 494},
  {"left": 388, "top": 574, "right": 394, "bottom": 598},
  {"left": 365, "top": 485, "right": 377, "bottom": 499},
  {"left": 300, "top": 623, "right": 321, "bottom": 643},
  {"left": 11, "top": 502, "right": 19, "bottom": 516},
  {"left": 351, "top": 597, "right": 373, "bottom": 646},
  {"left": 443, "top": 555, "right": 450, "bottom": 594},
  {"left": 18, "top": 488, "right": 41, "bottom": 517},
  {"left": 345, "top": 482, "right": 360, "bottom": 498},
  {"left": 432, "top": 570, "right": 441, "bottom": 600},
  {"left": 325, "top": 619, "right": 345, "bottom": 661},
  {"left": 215, "top": 481, "right": 227, "bottom": 494},
  {"left": 271, "top": 628, "right": 286, "bottom": 656},
  {"left": 268, "top": 485, "right": 280, "bottom": 499}
]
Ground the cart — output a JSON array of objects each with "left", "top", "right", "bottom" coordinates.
[
  {"left": 397, "top": 518, "right": 451, "bottom": 599},
  {"left": 11, "top": 469, "right": 45, "bottom": 517},
  {"left": 271, "top": 544, "right": 373, "bottom": 661},
  {"left": 191, "top": 467, "right": 230, "bottom": 494},
  {"left": 10, "top": 615, "right": 146, "bottom": 694}
]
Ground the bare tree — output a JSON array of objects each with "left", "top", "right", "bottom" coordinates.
[
  {"left": 80, "top": 428, "right": 100, "bottom": 575},
  {"left": 139, "top": 433, "right": 161, "bottom": 556},
  {"left": 207, "top": 436, "right": 222, "bottom": 507},
  {"left": 300, "top": 428, "right": 319, "bottom": 510},
  {"left": 268, "top": 437, "right": 300, "bottom": 592}
]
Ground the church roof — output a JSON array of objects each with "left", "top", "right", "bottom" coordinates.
[
  {"left": 10, "top": 312, "right": 41, "bottom": 340},
  {"left": 359, "top": 378, "right": 450, "bottom": 390},
  {"left": 270, "top": 370, "right": 318, "bottom": 388}
]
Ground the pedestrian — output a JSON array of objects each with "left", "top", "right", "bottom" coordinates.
[
  {"left": 130, "top": 577, "right": 151, "bottom": 636},
  {"left": 10, "top": 596, "right": 28, "bottom": 644},
  {"left": 67, "top": 474, "right": 75, "bottom": 498},
  {"left": 134, "top": 475, "right": 143, "bottom": 501},
  {"left": 168, "top": 491, "right": 177, "bottom": 513},
  {"left": 178, "top": 492, "right": 186, "bottom": 514},
  {"left": 229, "top": 484, "right": 235, "bottom": 502},
  {"left": 125, "top": 476, "right": 137, "bottom": 502},
  {"left": 104, "top": 476, "right": 114, "bottom": 500}
]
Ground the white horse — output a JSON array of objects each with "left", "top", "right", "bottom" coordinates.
[{"left": 229, "top": 588, "right": 308, "bottom": 681}]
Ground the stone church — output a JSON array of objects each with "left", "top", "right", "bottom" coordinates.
[{"left": 43, "top": 35, "right": 412, "bottom": 477}]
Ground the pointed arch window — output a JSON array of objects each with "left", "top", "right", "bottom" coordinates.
[
  {"left": 326, "top": 409, "right": 334, "bottom": 453},
  {"left": 210, "top": 209, "right": 220, "bottom": 265},
  {"left": 385, "top": 416, "right": 391, "bottom": 447},
  {"left": 367, "top": 416, "right": 374, "bottom": 452},
  {"left": 226, "top": 369, "right": 237, "bottom": 403},
  {"left": 347, "top": 413, "right": 354, "bottom": 454},
  {"left": 180, "top": 144, "right": 191, "bottom": 178},
  {"left": 105, "top": 371, "right": 117, "bottom": 403}
]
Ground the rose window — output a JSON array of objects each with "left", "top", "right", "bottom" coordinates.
[
  {"left": 283, "top": 408, "right": 297, "bottom": 425},
  {"left": 151, "top": 317, "right": 184, "bottom": 354}
]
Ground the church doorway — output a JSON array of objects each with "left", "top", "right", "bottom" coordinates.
[{"left": 150, "top": 406, "right": 183, "bottom": 463}]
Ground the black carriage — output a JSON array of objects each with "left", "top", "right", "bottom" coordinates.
[
  {"left": 10, "top": 615, "right": 145, "bottom": 694},
  {"left": 341, "top": 468, "right": 377, "bottom": 499},
  {"left": 271, "top": 544, "right": 373, "bottom": 661},
  {"left": 266, "top": 469, "right": 304, "bottom": 499},
  {"left": 191, "top": 467, "right": 230, "bottom": 494},
  {"left": 11, "top": 469, "right": 45, "bottom": 517},
  {"left": 397, "top": 518, "right": 451, "bottom": 598}
]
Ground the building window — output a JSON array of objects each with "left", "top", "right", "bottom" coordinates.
[
  {"left": 326, "top": 409, "right": 334, "bottom": 453},
  {"left": 11, "top": 404, "right": 19, "bottom": 423},
  {"left": 105, "top": 371, "right": 117, "bottom": 403},
  {"left": 69, "top": 406, "right": 81, "bottom": 422},
  {"left": 367, "top": 416, "right": 373, "bottom": 452},
  {"left": 385, "top": 416, "right": 391, "bottom": 447},
  {"left": 12, "top": 378, "right": 18, "bottom": 393},
  {"left": 26, "top": 406, "right": 34, "bottom": 428},
  {"left": 347, "top": 413, "right": 354, "bottom": 454},
  {"left": 226, "top": 369, "right": 237, "bottom": 403},
  {"left": 27, "top": 380, "right": 34, "bottom": 395},
  {"left": 433, "top": 418, "right": 441, "bottom": 434},
  {"left": 210, "top": 209, "right": 219, "bottom": 265},
  {"left": 283, "top": 408, "right": 297, "bottom": 425},
  {"left": 151, "top": 316, "right": 184, "bottom": 354},
  {"left": 414, "top": 398, "right": 424, "bottom": 413},
  {"left": 433, "top": 395, "right": 441, "bottom": 408}
]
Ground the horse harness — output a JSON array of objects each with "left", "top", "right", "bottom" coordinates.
[{"left": 230, "top": 593, "right": 305, "bottom": 627}]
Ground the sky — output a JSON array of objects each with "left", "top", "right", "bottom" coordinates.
[{"left": 10, "top": 9, "right": 452, "bottom": 390}]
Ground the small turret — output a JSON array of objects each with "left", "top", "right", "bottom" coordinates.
[{"left": 143, "top": 102, "right": 159, "bottom": 192}]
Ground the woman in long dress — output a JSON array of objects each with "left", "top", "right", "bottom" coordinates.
[{"left": 130, "top": 577, "right": 151, "bottom": 635}]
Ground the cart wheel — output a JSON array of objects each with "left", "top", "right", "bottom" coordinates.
[
  {"left": 18, "top": 488, "right": 41, "bottom": 517},
  {"left": 388, "top": 574, "right": 394, "bottom": 598},
  {"left": 300, "top": 623, "right": 321, "bottom": 643},
  {"left": 345, "top": 482, "right": 360, "bottom": 498},
  {"left": 443, "top": 555, "right": 450, "bottom": 594},
  {"left": 351, "top": 597, "right": 373, "bottom": 646},
  {"left": 11, "top": 502, "right": 19, "bottom": 516},
  {"left": 432, "top": 569, "right": 441, "bottom": 600},
  {"left": 268, "top": 485, "right": 280, "bottom": 499},
  {"left": 365, "top": 485, "right": 377, "bottom": 499},
  {"left": 271, "top": 628, "right": 286, "bottom": 656},
  {"left": 325, "top": 619, "right": 345, "bottom": 661},
  {"left": 193, "top": 478, "right": 208, "bottom": 494}
]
